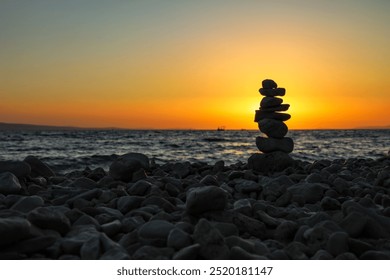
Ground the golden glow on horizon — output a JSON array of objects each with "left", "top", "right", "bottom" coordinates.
[{"left": 1, "top": 0, "right": 389, "bottom": 129}]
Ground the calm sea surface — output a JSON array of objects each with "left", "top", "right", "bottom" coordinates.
[{"left": 0, "top": 129, "right": 389, "bottom": 172}]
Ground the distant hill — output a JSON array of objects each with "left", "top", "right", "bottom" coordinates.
[
  {"left": 0, "top": 122, "right": 85, "bottom": 131},
  {"left": 353, "top": 125, "right": 390, "bottom": 129}
]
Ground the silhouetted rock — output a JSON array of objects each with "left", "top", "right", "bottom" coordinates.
[
  {"left": 260, "top": 96, "right": 283, "bottom": 108},
  {"left": 248, "top": 152, "right": 295, "bottom": 173},
  {"left": 23, "top": 156, "right": 55, "bottom": 178},
  {"left": 258, "top": 119, "right": 288, "bottom": 138},
  {"left": 109, "top": 153, "right": 149, "bottom": 182},
  {"left": 262, "top": 79, "right": 277, "bottom": 89},
  {"left": 254, "top": 111, "right": 291, "bottom": 122},
  {"left": 256, "top": 136, "right": 294, "bottom": 153},
  {"left": 260, "top": 104, "right": 290, "bottom": 112},
  {"left": 259, "top": 88, "right": 286, "bottom": 97}
]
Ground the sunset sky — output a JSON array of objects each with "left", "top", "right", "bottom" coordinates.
[{"left": 1, "top": 0, "right": 389, "bottom": 129}]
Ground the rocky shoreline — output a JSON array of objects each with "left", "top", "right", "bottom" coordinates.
[{"left": 1, "top": 153, "right": 390, "bottom": 260}]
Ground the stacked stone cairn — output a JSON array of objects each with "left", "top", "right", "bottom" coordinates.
[{"left": 248, "top": 79, "right": 295, "bottom": 172}]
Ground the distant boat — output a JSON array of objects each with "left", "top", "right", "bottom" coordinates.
[{"left": 217, "top": 126, "right": 225, "bottom": 131}]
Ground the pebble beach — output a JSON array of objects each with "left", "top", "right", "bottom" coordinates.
[{"left": 1, "top": 152, "right": 390, "bottom": 260}]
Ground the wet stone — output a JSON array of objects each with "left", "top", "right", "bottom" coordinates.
[{"left": 0, "top": 160, "right": 31, "bottom": 178}]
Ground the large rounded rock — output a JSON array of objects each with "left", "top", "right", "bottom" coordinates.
[
  {"left": 138, "top": 220, "right": 175, "bottom": 245},
  {"left": 0, "top": 160, "right": 31, "bottom": 178},
  {"left": 0, "top": 217, "right": 32, "bottom": 246},
  {"left": 248, "top": 152, "right": 295, "bottom": 173},
  {"left": 109, "top": 153, "right": 149, "bottom": 182},
  {"left": 23, "top": 156, "right": 55, "bottom": 178},
  {"left": 0, "top": 172, "right": 22, "bottom": 194},
  {"left": 186, "top": 186, "right": 228, "bottom": 215},
  {"left": 27, "top": 206, "right": 71, "bottom": 235},
  {"left": 258, "top": 119, "right": 288, "bottom": 138},
  {"left": 256, "top": 136, "right": 294, "bottom": 153}
]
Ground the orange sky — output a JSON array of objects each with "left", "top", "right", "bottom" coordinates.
[{"left": 1, "top": 0, "right": 389, "bottom": 129}]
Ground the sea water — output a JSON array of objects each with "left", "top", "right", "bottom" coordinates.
[{"left": 0, "top": 129, "right": 388, "bottom": 172}]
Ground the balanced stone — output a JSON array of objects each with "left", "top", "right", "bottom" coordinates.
[
  {"left": 259, "top": 88, "right": 286, "bottom": 97},
  {"left": 256, "top": 136, "right": 294, "bottom": 153},
  {"left": 0, "top": 160, "right": 31, "bottom": 178},
  {"left": 254, "top": 110, "right": 291, "bottom": 122},
  {"left": 260, "top": 104, "right": 290, "bottom": 112},
  {"left": 258, "top": 119, "right": 288, "bottom": 138},
  {"left": 260, "top": 96, "right": 283, "bottom": 108},
  {"left": 262, "top": 79, "right": 278, "bottom": 89}
]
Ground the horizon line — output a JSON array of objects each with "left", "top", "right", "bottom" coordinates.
[{"left": 0, "top": 121, "right": 389, "bottom": 131}]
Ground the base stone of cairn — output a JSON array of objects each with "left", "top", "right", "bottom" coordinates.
[{"left": 248, "top": 79, "right": 295, "bottom": 172}]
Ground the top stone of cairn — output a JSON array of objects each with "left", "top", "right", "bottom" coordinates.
[{"left": 262, "top": 79, "right": 278, "bottom": 89}]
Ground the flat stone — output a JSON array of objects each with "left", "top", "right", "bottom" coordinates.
[
  {"left": 0, "top": 172, "right": 22, "bottom": 194},
  {"left": 256, "top": 136, "right": 294, "bottom": 153},
  {"left": 27, "top": 206, "right": 71, "bottom": 235},
  {"left": 193, "top": 218, "right": 229, "bottom": 259},
  {"left": 260, "top": 104, "right": 290, "bottom": 112},
  {"left": 186, "top": 186, "right": 228, "bottom": 215},
  {"left": 254, "top": 110, "right": 291, "bottom": 122},
  {"left": 0, "top": 217, "right": 32, "bottom": 246},
  {"left": 10, "top": 196, "right": 44, "bottom": 213},
  {"left": 0, "top": 160, "right": 31, "bottom": 178},
  {"left": 258, "top": 119, "right": 288, "bottom": 138},
  {"left": 109, "top": 153, "right": 150, "bottom": 182},
  {"left": 23, "top": 156, "right": 55, "bottom": 178},
  {"left": 259, "top": 88, "right": 286, "bottom": 97},
  {"left": 248, "top": 152, "right": 295, "bottom": 173},
  {"left": 262, "top": 79, "right": 277, "bottom": 89},
  {"left": 260, "top": 96, "right": 283, "bottom": 108}
]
